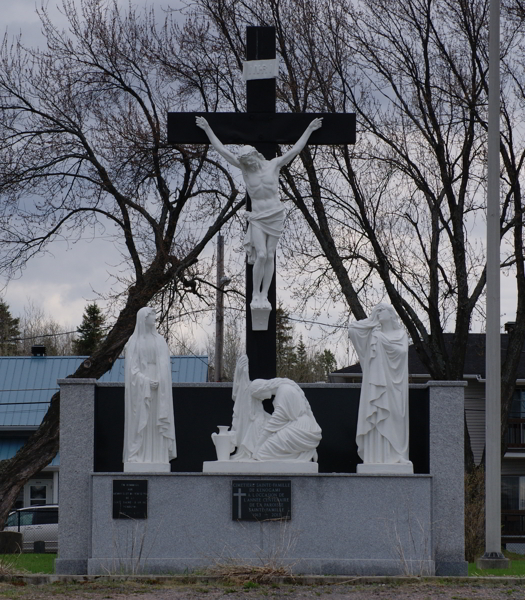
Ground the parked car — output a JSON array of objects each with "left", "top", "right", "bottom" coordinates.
[{"left": 4, "top": 505, "right": 58, "bottom": 552}]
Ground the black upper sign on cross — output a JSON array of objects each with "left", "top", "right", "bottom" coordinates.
[{"left": 167, "top": 26, "right": 355, "bottom": 380}]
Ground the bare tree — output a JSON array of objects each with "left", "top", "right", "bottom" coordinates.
[
  {"left": 183, "top": 0, "right": 525, "bottom": 473},
  {"left": 17, "top": 300, "right": 77, "bottom": 356},
  {"left": 0, "top": 0, "right": 244, "bottom": 523}
]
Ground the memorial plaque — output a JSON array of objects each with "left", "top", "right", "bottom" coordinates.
[
  {"left": 113, "top": 480, "right": 148, "bottom": 519},
  {"left": 232, "top": 480, "right": 291, "bottom": 521}
]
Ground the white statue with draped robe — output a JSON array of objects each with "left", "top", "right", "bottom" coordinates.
[
  {"left": 203, "top": 355, "right": 322, "bottom": 473},
  {"left": 123, "top": 307, "right": 176, "bottom": 473},
  {"left": 195, "top": 116, "right": 322, "bottom": 319},
  {"left": 348, "top": 304, "right": 413, "bottom": 474}
]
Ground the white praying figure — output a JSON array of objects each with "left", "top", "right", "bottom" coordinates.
[
  {"left": 348, "top": 303, "right": 412, "bottom": 469},
  {"left": 123, "top": 307, "right": 176, "bottom": 470}
]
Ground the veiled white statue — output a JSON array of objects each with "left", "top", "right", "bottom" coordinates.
[
  {"left": 348, "top": 304, "right": 413, "bottom": 474},
  {"left": 196, "top": 116, "right": 322, "bottom": 314},
  {"left": 204, "top": 355, "right": 322, "bottom": 473},
  {"left": 123, "top": 307, "right": 176, "bottom": 472}
]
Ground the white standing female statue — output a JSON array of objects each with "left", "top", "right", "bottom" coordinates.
[
  {"left": 228, "top": 355, "right": 322, "bottom": 462},
  {"left": 196, "top": 116, "right": 322, "bottom": 310},
  {"left": 348, "top": 304, "right": 413, "bottom": 473},
  {"left": 123, "top": 307, "right": 176, "bottom": 472}
]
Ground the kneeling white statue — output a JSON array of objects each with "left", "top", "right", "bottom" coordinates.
[
  {"left": 123, "top": 307, "right": 176, "bottom": 473},
  {"left": 348, "top": 303, "right": 413, "bottom": 474},
  {"left": 204, "top": 355, "right": 322, "bottom": 473}
]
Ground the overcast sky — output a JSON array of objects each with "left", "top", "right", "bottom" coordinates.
[
  {"left": 0, "top": 0, "right": 353, "bottom": 363},
  {"left": 1, "top": 0, "right": 190, "bottom": 335},
  {"left": 3, "top": 0, "right": 122, "bottom": 330},
  {"left": 1, "top": 0, "right": 519, "bottom": 364}
]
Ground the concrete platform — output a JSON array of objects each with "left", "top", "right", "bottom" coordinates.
[
  {"left": 203, "top": 460, "right": 318, "bottom": 473},
  {"left": 357, "top": 463, "right": 413, "bottom": 475},
  {"left": 124, "top": 462, "right": 170, "bottom": 473}
]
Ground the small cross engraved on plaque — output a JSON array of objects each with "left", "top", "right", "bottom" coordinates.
[{"left": 233, "top": 488, "right": 247, "bottom": 519}]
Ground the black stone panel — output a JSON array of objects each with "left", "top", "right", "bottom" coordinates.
[
  {"left": 94, "top": 386, "right": 429, "bottom": 474},
  {"left": 232, "top": 480, "right": 291, "bottom": 521},
  {"left": 112, "top": 480, "right": 148, "bottom": 519}
]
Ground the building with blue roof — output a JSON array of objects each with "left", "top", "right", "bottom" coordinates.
[{"left": 0, "top": 351, "right": 208, "bottom": 509}]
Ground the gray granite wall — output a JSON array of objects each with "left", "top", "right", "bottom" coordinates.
[
  {"left": 428, "top": 382, "right": 468, "bottom": 575},
  {"left": 55, "top": 379, "right": 97, "bottom": 575},
  {"left": 89, "top": 473, "right": 433, "bottom": 576}
]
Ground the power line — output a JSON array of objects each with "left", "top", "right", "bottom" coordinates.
[
  {"left": 287, "top": 316, "right": 347, "bottom": 329},
  {"left": 224, "top": 306, "right": 348, "bottom": 329},
  {"left": 8, "top": 331, "right": 77, "bottom": 342},
  {"left": 168, "top": 331, "right": 210, "bottom": 369}
]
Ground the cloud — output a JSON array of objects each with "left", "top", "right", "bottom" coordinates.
[{"left": 4, "top": 236, "right": 122, "bottom": 326}]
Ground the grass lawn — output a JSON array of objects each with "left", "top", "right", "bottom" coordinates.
[
  {"left": 469, "top": 549, "right": 525, "bottom": 577},
  {"left": 0, "top": 553, "right": 56, "bottom": 574}
]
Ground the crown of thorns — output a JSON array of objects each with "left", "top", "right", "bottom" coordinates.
[{"left": 237, "top": 146, "right": 265, "bottom": 161}]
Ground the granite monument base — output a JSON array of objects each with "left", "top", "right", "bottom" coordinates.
[
  {"left": 476, "top": 554, "right": 511, "bottom": 570},
  {"left": 84, "top": 473, "right": 442, "bottom": 576},
  {"left": 56, "top": 380, "right": 467, "bottom": 576}
]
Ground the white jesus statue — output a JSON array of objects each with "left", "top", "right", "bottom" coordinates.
[{"left": 196, "top": 116, "right": 322, "bottom": 310}]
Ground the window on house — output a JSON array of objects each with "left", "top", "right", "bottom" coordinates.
[
  {"left": 506, "top": 390, "right": 525, "bottom": 447},
  {"left": 29, "top": 485, "right": 47, "bottom": 506},
  {"left": 509, "top": 390, "right": 525, "bottom": 419},
  {"left": 502, "top": 476, "right": 525, "bottom": 510}
]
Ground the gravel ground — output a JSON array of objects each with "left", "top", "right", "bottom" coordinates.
[{"left": 1, "top": 579, "right": 525, "bottom": 599}]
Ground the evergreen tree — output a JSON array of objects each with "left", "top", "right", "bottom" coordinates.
[
  {"left": 0, "top": 300, "right": 20, "bottom": 356},
  {"left": 276, "top": 307, "right": 296, "bottom": 378},
  {"left": 294, "top": 335, "right": 310, "bottom": 382},
  {"left": 73, "top": 303, "right": 106, "bottom": 356},
  {"left": 276, "top": 308, "right": 337, "bottom": 382},
  {"left": 313, "top": 349, "right": 337, "bottom": 382}
]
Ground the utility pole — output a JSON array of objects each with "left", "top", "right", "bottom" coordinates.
[
  {"left": 476, "top": 0, "right": 510, "bottom": 570},
  {"left": 214, "top": 233, "right": 226, "bottom": 382}
]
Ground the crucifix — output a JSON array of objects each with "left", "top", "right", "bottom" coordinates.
[{"left": 168, "top": 26, "right": 355, "bottom": 380}]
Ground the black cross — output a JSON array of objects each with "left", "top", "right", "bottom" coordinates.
[{"left": 168, "top": 27, "right": 355, "bottom": 380}]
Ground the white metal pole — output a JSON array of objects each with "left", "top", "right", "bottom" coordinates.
[{"left": 478, "top": 0, "right": 508, "bottom": 568}]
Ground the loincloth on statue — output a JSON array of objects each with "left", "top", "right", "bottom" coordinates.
[{"left": 244, "top": 204, "right": 285, "bottom": 264}]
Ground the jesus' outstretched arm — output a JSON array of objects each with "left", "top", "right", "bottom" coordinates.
[
  {"left": 195, "top": 116, "right": 241, "bottom": 169},
  {"left": 273, "top": 118, "right": 323, "bottom": 168}
]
